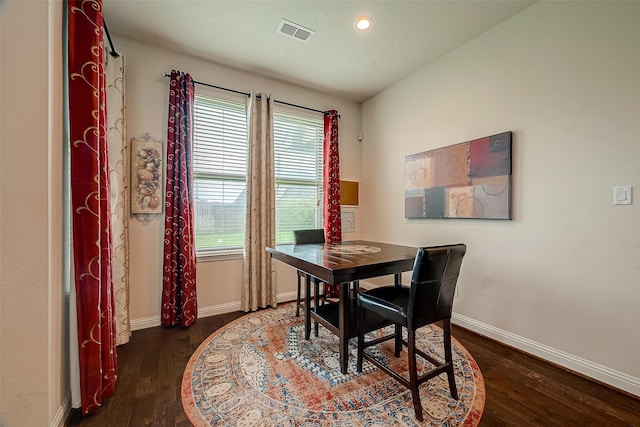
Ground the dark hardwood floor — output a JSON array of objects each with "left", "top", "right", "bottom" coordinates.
[
  {"left": 67, "top": 308, "right": 640, "bottom": 426},
  {"left": 451, "top": 326, "right": 639, "bottom": 426}
]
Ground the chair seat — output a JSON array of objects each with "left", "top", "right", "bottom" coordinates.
[{"left": 357, "top": 286, "right": 410, "bottom": 326}]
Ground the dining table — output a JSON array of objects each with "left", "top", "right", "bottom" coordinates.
[{"left": 266, "top": 240, "right": 418, "bottom": 374}]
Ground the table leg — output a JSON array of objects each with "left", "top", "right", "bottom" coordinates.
[
  {"left": 339, "top": 281, "right": 349, "bottom": 374},
  {"left": 304, "top": 274, "right": 311, "bottom": 340},
  {"left": 352, "top": 280, "right": 360, "bottom": 299}
]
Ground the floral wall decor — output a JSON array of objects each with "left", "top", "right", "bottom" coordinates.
[{"left": 131, "top": 134, "right": 164, "bottom": 214}]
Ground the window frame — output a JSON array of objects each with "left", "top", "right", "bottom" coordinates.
[
  {"left": 193, "top": 89, "right": 249, "bottom": 260},
  {"left": 192, "top": 90, "right": 324, "bottom": 261}
]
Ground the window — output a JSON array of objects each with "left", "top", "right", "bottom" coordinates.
[
  {"left": 273, "top": 111, "right": 324, "bottom": 243},
  {"left": 193, "top": 93, "right": 323, "bottom": 255},
  {"left": 193, "top": 95, "right": 248, "bottom": 253}
]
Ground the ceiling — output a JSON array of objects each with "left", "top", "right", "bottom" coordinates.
[{"left": 103, "top": 0, "right": 534, "bottom": 102}]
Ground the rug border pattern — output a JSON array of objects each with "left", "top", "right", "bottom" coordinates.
[{"left": 182, "top": 303, "right": 485, "bottom": 426}]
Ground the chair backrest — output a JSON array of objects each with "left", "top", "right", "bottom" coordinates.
[
  {"left": 293, "top": 229, "right": 325, "bottom": 245},
  {"left": 407, "top": 244, "right": 466, "bottom": 329}
]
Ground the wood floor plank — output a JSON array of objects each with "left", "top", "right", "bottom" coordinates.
[
  {"left": 451, "top": 325, "right": 640, "bottom": 427},
  {"left": 66, "top": 309, "right": 640, "bottom": 426},
  {"left": 129, "top": 393, "right": 157, "bottom": 427}
]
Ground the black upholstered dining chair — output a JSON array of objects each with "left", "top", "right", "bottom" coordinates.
[
  {"left": 293, "top": 229, "right": 327, "bottom": 320},
  {"left": 356, "top": 243, "right": 467, "bottom": 422}
]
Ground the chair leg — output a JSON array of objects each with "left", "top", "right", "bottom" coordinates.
[
  {"left": 407, "top": 329, "right": 424, "bottom": 422},
  {"left": 304, "top": 274, "right": 311, "bottom": 340},
  {"left": 320, "top": 282, "right": 327, "bottom": 305},
  {"left": 394, "top": 324, "right": 402, "bottom": 357},
  {"left": 443, "top": 319, "right": 458, "bottom": 400},
  {"left": 314, "top": 279, "right": 320, "bottom": 336},
  {"left": 356, "top": 307, "right": 365, "bottom": 373},
  {"left": 296, "top": 272, "right": 301, "bottom": 317}
]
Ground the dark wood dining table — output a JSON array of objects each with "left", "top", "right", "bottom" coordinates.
[{"left": 266, "top": 240, "right": 418, "bottom": 374}]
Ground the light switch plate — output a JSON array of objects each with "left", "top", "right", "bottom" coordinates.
[{"left": 613, "top": 186, "right": 632, "bottom": 205}]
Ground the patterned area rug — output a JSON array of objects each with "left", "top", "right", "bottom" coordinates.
[{"left": 182, "top": 304, "right": 484, "bottom": 426}]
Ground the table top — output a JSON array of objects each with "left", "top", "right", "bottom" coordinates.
[{"left": 267, "top": 240, "right": 418, "bottom": 284}]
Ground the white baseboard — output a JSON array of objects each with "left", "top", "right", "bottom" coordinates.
[
  {"left": 130, "top": 314, "right": 162, "bottom": 331},
  {"left": 452, "top": 312, "right": 640, "bottom": 398},
  {"left": 130, "top": 291, "right": 298, "bottom": 331},
  {"left": 51, "top": 392, "right": 71, "bottom": 427}
]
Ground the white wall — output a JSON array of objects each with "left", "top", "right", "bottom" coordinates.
[
  {"left": 113, "top": 36, "right": 363, "bottom": 326},
  {"left": 361, "top": 1, "right": 640, "bottom": 394},
  {"left": 1, "top": 2, "right": 636, "bottom": 423},
  {"left": 0, "top": 0, "right": 67, "bottom": 425}
]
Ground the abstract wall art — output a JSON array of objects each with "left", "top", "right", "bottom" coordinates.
[{"left": 405, "top": 131, "right": 512, "bottom": 220}]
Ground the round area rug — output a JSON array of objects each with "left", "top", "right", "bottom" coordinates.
[{"left": 182, "top": 303, "right": 484, "bottom": 426}]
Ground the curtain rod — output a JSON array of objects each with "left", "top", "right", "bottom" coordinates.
[
  {"left": 161, "top": 72, "right": 337, "bottom": 117},
  {"left": 103, "top": 20, "right": 120, "bottom": 58}
]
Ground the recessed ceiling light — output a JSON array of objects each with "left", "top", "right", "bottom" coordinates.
[{"left": 354, "top": 16, "right": 373, "bottom": 31}]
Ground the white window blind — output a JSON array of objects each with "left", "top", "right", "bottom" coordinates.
[
  {"left": 273, "top": 112, "right": 324, "bottom": 244},
  {"left": 193, "top": 92, "right": 324, "bottom": 255},
  {"left": 193, "top": 94, "right": 248, "bottom": 253}
]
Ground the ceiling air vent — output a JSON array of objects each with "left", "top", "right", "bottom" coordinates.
[{"left": 277, "top": 19, "right": 315, "bottom": 43}]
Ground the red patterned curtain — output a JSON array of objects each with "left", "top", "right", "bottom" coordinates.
[
  {"left": 323, "top": 110, "right": 342, "bottom": 243},
  {"left": 323, "top": 110, "right": 341, "bottom": 297},
  {"left": 68, "top": 0, "right": 117, "bottom": 414},
  {"left": 161, "top": 70, "right": 198, "bottom": 327}
]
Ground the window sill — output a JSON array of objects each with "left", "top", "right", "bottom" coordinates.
[{"left": 197, "top": 250, "right": 244, "bottom": 263}]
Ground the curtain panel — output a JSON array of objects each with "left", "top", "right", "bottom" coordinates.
[
  {"left": 161, "top": 70, "right": 198, "bottom": 327},
  {"left": 323, "top": 110, "right": 342, "bottom": 243},
  {"left": 106, "top": 52, "right": 131, "bottom": 345},
  {"left": 68, "top": 0, "right": 118, "bottom": 414},
  {"left": 242, "top": 92, "right": 277, "bottom": 312},
  {"left": 322, "top": 110, "right": 342, "bottom": 297}
]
